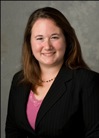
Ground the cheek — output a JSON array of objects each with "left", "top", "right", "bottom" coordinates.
[
  {"left": 31, "top": 45, "right": 41, "bottom": 60},
  {"left": 55, "top": 41, "right": 66, "bottom": 52},
  {"left": 31, "top": 41, "right": 41, "bottom": 54}
]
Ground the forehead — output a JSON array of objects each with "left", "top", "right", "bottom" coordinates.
[{"left": 31, "top": 18, "right": 62, "bottom": 34}]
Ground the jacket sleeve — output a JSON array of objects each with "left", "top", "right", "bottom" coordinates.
[
  {"left": 5, "top": 73, "right": 27, "bottom": 138},
  {"left": 82, "top": 71, "right": 99, "bottom": 138}
]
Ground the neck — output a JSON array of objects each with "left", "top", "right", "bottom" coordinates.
[{"left": 40, "top": 63, "right": 63, "bottom": 81}]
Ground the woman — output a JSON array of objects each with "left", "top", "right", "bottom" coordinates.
[{"left": 5, "top": 7, "right": 99, "bottom": 138}]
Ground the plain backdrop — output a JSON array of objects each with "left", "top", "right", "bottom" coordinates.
[{"left": 1, "top": 1, "right": 99, "bottom": 138}]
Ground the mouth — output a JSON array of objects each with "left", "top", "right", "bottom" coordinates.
[{"left": 42, "top": 52, "right": 56, "bottom": 57}]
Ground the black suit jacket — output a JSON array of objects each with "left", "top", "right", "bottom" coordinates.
[{"left": 5, "top": 66, "right": 99, "bottom": 138}]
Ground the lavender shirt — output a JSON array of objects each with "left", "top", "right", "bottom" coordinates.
[{"left": 26, "top": 90, "right": 42, "bottom": 129}]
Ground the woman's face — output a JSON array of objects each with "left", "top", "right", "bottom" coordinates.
[{"left": 30, "top": 18, "right": 66, "bottom": 68}]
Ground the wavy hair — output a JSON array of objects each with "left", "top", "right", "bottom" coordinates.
[{"left": 21, "top": 7, "right": 89, "bottom": 90}]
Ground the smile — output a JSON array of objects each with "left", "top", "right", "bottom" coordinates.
[{"left": 42, "top": 52, "right": 55, "bottom": 57}]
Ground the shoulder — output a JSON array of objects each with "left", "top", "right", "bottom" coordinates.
[
  {"left": 63, "top": 65, "right": 99, "bottom": 80},
  {"left": 11, "top": 70, "right": 24, "bottom": 86},
  {"left": 61, "top": 65, "right": 99, "bottom": 83},
  {"left": 74, "top": 68, "right": 99, "bottom": 78},
  {"left": 13, "top": 70, "right": 23, "bottom": 78},
  {"left": 73, "top": 68, "right": 99, "bottom": 86}
]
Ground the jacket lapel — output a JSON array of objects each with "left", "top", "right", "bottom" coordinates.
[{"left": 35, "top": 66, "right": 73, "bottom": 129}]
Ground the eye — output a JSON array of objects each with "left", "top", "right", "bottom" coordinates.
[
  {"left": 36, "top": 37, "right": 43, "bottom": 40},
  {"left": 51, "top": 36, "right": 59, "bottom": 40}
]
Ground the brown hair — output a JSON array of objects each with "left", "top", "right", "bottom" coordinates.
[{"left": 21, "top": 7, "right": 89, "bottom": 90}]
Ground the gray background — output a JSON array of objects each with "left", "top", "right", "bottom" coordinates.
[{"left": 1, "top": 1, "right": 99, "bottom": 138}]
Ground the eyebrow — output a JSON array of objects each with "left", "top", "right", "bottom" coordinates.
[
  {"left": 35, "top": 35, "right": 43, "bottom": 38},
  {"left": 51, "top": 33, "right": 60, "bottom": 36}
]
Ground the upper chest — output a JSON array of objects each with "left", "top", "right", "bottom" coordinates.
[{"left": 34, "top": 81, "right": 54, "bottom": 100}]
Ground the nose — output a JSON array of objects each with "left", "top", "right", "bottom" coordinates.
[{"left": 43, "top": 39, "right": 52, "bottom": 50}]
